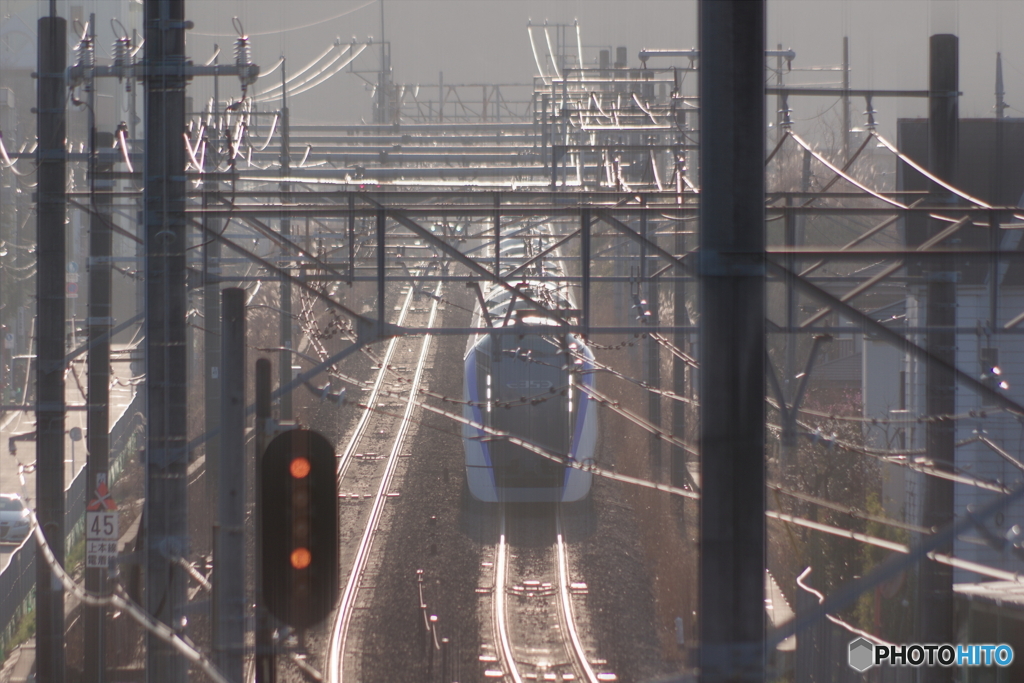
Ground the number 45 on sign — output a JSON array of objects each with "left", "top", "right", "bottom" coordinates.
[{"left": 86, "top": 475, "right": 118, "bottom": 568}]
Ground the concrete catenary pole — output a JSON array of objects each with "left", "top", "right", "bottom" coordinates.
[
  {"left": 919, "top": 32, "right": 958, "bottom": 683},
  {"left": 85, "top": 120, "right": 116, "bottom": 683},
  {"left": 279, "top": 62, "right": 293, "bottom": 420},
  {"left": 214, "top": 288, "right": 246, "bottom": 682},
  {"left": 698, "top": 2, "right": 766, "bottom": 682},
  {"left": 255, "top": 358, "right": 276, "bottom": 683},
  {"left": 36, "top": 7, "right": 67, "bottom": 683},
  {"left": 142, "top": 1, "right": 190, "bottom": 682},
  {"left": 204, "top": 57, "right": 222, "bottom": 500}
]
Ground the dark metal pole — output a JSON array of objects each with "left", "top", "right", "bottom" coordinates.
[
  {"left": 204, "top": 54, "right": 222, "bottom": 500},
  {"left": 377, "top": 207, "right": 386, "bottom": 338},
  {"left": 85, "top": 123, "right": 115, "bottom": 683},
  {"left": 779, "top": 149, "right": 808, "bottom": 481},
  {"left": 143, "top": 2, "right": 189, "bottom": 682},
  {"left": 842, "top": 36, "right": 851, "bottom": 162},
  {"left": 214, "top": 288, "right": 246, "bottom": 682},
  {"left": 698, "top": 2, "right": 766, "bottom": 681},
  {"left": 255, "top": 358, "right": 276, "bottom": 683},
  {"left": 493, "top": 193, "right": 501, "bottom": 276},
  {"left": 671, "top": 201, "right": 690, "bottom": 489},
  {"left": 641, "top": 197, "right": 662, "bottom": 478},
  {"left": 279, "top": 62, "right": 293, "bottom": 420},
  {"left": 919, "top": 32, "right": 958, "bottom": 683},
  {"left": 36, "top": 11, "right": 67, "bottom": 683},
  {"left": 348, "top": 195, "right": 355, "bottom": 283},
  {"left": 581, "top": 209, "right": 591, "bottom": 337}
]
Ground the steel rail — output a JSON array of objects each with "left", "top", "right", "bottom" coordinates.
[
  {"left": 555, "top": 508, "right": 599, "bottom": 683},
  {"left": 333, "top": 280, "right": 418, "bottom": 487},
  {"left": 490, "top": 506, "right": 599, "bottom": 683},
  {"left": 327, "top": 276, "right": 442, "bottom": 683},
  {"left": 493, "top": 506, "right": 524, "bottom": 683}
]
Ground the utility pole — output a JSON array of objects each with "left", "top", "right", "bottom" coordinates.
[
  {"left": 996, "top": 53, "right": 1007, "bottom": 122},
  {"left": 36, "top": 6, "right": 67, "bottom": 683},
  {"left": 698, "top": 2, "right": 766, "bottom": 682},
  {"left": 143, "top": 2, "right": 190, "bottom": 682},
  {"left": 255, "top": 358, "right": 276, "bottom": 683},
  {"left": 842, "top": 36, "right": 851, "bottom": 162},
  {"left": 640, "top": 197, "right": 662, "bottom": 478},
  {"left": 84, "top": 85, "right": 116, "bottom": 683},
  {"left": 670, "top": 194, "right": 690, "bottom": 491},
  {"left": 919, "top": 32, "right": 958, "bottom": 683},
  {"left": 781, "top": 149, "right": 811, "bottom": 477},
  {"left": 279, "top": 62, "right": 293, "bottom": 420},
  {"left": 214, "top": 288, "right": 246, "bottom": 682},
  {"left": 378, "top": 0, "right": 389, "bottom": 123},
  {"left": 204, "top": 55, "right": 222, "bottom": 499}
]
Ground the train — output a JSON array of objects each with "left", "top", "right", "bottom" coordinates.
[{"left": 462, "top": 227, "right": 597, "bottom": 503}]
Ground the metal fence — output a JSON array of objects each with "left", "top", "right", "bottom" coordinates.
[{"left": 0, "top": 389, "right": 142, "bottom": 659}]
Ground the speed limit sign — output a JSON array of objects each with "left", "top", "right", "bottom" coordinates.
[
  {"left": 87, "top": 511, "right": 117, "bottom": 539},
  {"left": 85, "top": 511, "right": 119, "bottom": 568},
  {"left": 86, "top": 476, "right": 118, "bottom": 568}
]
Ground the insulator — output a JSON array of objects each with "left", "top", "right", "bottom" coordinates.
[
  {"left": 234, "top": 35, "right": 256, "bottom": 89},
  {"left": 113, "top": 37, "right": 135, "bottom": 93},
  {"left": 75, "top": 36, "right": 95, "bottom": 91},
  {"left": 234, "top": 35, "right": 252, "bottom": 68},
  {"left": 75, "top": 36, "right": 95, "bottom": 69},
  {"left": 112, "top": 37, "right": 128, "bottom": 71}
]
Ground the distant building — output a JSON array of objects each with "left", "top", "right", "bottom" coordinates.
[{"left": 887, "top": 118, "right": 1024, "bottom": 582}]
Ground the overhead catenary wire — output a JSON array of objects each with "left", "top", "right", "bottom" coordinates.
[
  {"left": 276, "top": 44, "right": 368, "bottom": 101},
  {"left": 767, "top": 509, "right": 1024, "bottom": 584},
  {"left": 543, "top": 25, "right": 561, "bottom": 80},
  {"left": 316, "top": 383, "right": 1023, "bottom": 577},
  {"left": 527, "top": 24, "right": 551, "bottom": 87},
  {"left": 258, "top": 43, "right": 339, "bottom": 96},
  {"left": 789, "top": 131, "right": 905, "bottom": 209},
  {"left": 255, "top": 43, "right": 367, "bottom": 104},
  {"left": 190, "top": 0, "right": 377, "bottom": 38},
  {"left": 0, "top": 134, "right": 29, "bottom": 176},
  {"left": 23, "top": 511, "right": 232, "bottom": 683}
]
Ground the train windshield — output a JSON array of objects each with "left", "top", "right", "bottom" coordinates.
[{"left": 489, "top": 335, "right": 570, "bottom": 489}]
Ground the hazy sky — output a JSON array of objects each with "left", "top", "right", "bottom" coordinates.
[
  {"left": 4, "top": 0, "right": 1024, "bottom": 135},
  {"left": 189, "top": 0, "right": 1024, "bottom": 132}
]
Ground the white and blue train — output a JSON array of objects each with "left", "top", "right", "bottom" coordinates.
[{"left": 462, "top": 229, "right": 597, "bottom": 503}]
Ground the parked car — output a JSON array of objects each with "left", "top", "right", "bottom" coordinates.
[{"left": 0, "top": 494, "right": 30, "bottom": 544}]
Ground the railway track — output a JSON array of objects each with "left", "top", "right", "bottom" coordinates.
[
  {"left": 483, "top": 505, "right": 611, "bottom": 683},
  {"left": 325, "top": 264, "right": 443, "bottom": 683}
]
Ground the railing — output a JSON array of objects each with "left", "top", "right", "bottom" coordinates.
[{"left": 0, "top": 389, "right": 142, "bottom": 659}]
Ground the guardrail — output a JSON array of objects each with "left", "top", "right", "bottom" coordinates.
[{"left": 0, "top": 389, "right": 142, "bottom": 660}]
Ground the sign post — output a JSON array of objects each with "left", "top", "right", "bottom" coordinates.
[{"left": 85, "top": 474, "right": 118, "bottom": 568}]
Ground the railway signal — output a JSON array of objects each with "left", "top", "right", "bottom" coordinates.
[{"left": 260, "top": 428, "right": 339, "bottom": 629}]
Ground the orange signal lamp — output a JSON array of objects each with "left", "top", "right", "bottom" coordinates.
[
  {"left": 290, "top": 547, "right": 312, "bottom": 569},
  {"left": 290, "top": 456, "right": 311, "bottom": 479}
]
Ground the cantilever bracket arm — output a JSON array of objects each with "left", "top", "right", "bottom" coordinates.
[
  {"left": 467, "top": 282, "right": 494, "bottom": 328},
  {"left": 595, "top": 209, "right": 694, "bottom": 278},
  {"left": 791, "top": 334, "right": 832, "bottom": 416},
  {"left": 766, "top": 334, "right": 831, "bottom": 447},
  {"left": 765, "top": 352, "right": 791, "bottom": 426}
]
